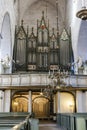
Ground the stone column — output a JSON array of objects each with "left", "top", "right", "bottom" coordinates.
[
  {"left": 76, "top": 91, "right": 83, "bottom": 112},
  {"left": 85, "top": 91, "right": 87, "bottom": 112},
  {"left": 28, "top": 91, "right": 32, "bottom": 113},
  {"left": 53, "top": 94, "right": 56, "bottom": 113},
  {"left": 50, "top": 95, "right": 53, "bottom": 115},
  {"left": 0, "top": 90, "right": 4, "bottom": 112},
  {"left": 53, "top": 94, "right": 57, "bottom": 121},
  {"left": 4, "top": 90, "right": 11, "bottom": 112},
  {"left": 56, "top": 91, "right": 61, "bottom": 113}
]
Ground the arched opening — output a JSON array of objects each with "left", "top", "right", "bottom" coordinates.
[
  {"left": 60, "top": 92, "right": 75, "bottom": 113},
  {"left": 77, "top": 20, "right": 87, "bottom": 62},
  {"left": 32, "top": 96, "right": 50, "bottom": 118},
  {"left": 0, "top": 12, "right": 12, "bottom": 74},
  {"left": 11, "top": 95, "right": 28, "bottom": 112}
]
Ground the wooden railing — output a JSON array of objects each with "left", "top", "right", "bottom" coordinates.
[
  {"left": 12, "top": 114, "right": 30, "bottom": 130},
  {"left": 57, "top": 113, "right": 87, "bottom": 130},
  {"left": 0, "top": 112, "right": 30, "bottom": 130},
  {"left": 0, "top": 112, "right": 39, "bottom": 130}
]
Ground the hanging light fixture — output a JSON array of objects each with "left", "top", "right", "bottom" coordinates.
[
  {"left": 76, "top": 0, "right": 87, "bottom": 20},
  {"left": 48, "top": 69, "right": 69, "bottom": 90},
  {"left": 40, "top": 69, "right": 71, "bottom": 98},
  {"left": 40, "top": 89, "right": 43, "bottom": 95}
]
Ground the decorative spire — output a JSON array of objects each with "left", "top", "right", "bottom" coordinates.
[
  {"left": 40, "top": 11, "right": 46, "bottom": 29},
  {"left": 42, "top": 11, "right": 44, "bottom": 19},
  {"left": 51, "top": 28, "right": 55, "bottom": 41},
  {"left": 45, "top": 0, "right": 48, "bottom": 24},
  {"left": 37, "top": 19, "right": 38, "bottom": 28},
  {"left": 48, "top": 19, "right": 49, "bottom": 29},
  {"left": 32, "top": 27, "right": 34, "bottom": 33},
  {"left": 27, "top": 26, "right": 29, "bottom": 36},
  {"left": 21, "top": 19, "right": 24, "bottom": 26},
  {"left": 56, "top": 0, "right": 59, "bottom": 35},
  {"left": 30, "top": 27, "right": 35, "bottom": 38},
  {"left": 52, "top": 28, "right": 54, "bottom": 34}
]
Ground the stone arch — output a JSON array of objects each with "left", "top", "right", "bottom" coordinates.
[
  {"left": 32, "top": 95, "right": 50, "bottom": 102},
  {"left": 0, "top": 12, "right": 12, "bottom": 74},
  {"left": 32, "top": 95, "right": 50, "bottom": 117},
  {"left": 11, "top": 95, "right": 28, "bottom": 112},
  {"left": 60, "top": 91, "right": 75, "bottom": 113}
]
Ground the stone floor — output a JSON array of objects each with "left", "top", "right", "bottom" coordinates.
[{"left": 39, "top": 120, "right": 66, "bottom": 130}]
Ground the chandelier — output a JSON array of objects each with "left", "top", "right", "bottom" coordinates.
[
  {"left": 76, "top": 0, "right": 87, "bottom": 20},
  {"left": 48, "top": 69, "right": 70, "bottom": 89},
  {"left": 40, "top": 69, "right": 71, "bottom": 98}
]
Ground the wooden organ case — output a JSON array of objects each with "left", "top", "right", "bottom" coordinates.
[{"left": 13, "top": 11, "right": 73, "bottom": 72}]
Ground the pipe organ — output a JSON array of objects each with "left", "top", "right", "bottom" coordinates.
[{"left": 13, "top": 11, "right": 73, "bottom": 72}]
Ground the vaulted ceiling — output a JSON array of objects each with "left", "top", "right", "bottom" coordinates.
[{"left": 18, "top": 0, "right": 67, "bottom": 33}]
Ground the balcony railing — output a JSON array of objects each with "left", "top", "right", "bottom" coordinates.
[{"left": 0, "top": 73, "right": 87, "bottom": 88}]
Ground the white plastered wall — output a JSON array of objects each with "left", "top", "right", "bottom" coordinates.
[
  {"left": 66, "top": 0, "right": 87, "bottom": 63},
  {"left": 0, "top": 0, "right": 18, "bottom": 74}
]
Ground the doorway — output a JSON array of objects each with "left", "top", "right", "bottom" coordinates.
[
  {"left": 32, "top": 96, "right": 50, "bottom": 118},
  {"left": 11, "top": 93, "right": 28, "bottom": 112}
]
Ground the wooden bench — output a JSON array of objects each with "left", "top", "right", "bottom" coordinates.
[
  {"left": 57, "top": 113, "right": 87, "bottom": 130},
  {"left": 0, "top": 112, "right": 30, "bottom": 130}
]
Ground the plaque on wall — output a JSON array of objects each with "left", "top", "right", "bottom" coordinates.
[
  {"left": 50, "top": 65, "right": 59, "bottom": 70},
  {"left": 37, "top": 47, "right": 49, "bottom": 53},
  {"left": 28, "top": 65, "right": 36, "bottom": 70}
]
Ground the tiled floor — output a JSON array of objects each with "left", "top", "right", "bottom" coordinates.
[{"left": 39, "top": 120, "right": 66, "bottom": 130}]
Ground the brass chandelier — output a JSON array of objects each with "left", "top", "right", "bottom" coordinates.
[
  {"left": 76, "top": 0, "right": 87, "bottom": 20},
  {"left": 48, "top": 69, "right": 70, "bottom": 89},
  {"left": 40, "top": 69, "right": 71, "bottom": 98}
]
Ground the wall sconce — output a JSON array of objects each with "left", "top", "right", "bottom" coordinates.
[
  {"left": 68, "top": 101, "right": 74, "bottom": 112},
  {"left": 40, "top": 89, "right": 43, "bottom": 95},
  {"left": 14, "top": 101, "right": 18, "bottom": 106}
]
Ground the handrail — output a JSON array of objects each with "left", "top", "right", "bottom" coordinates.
[
  {"left": 12, "top": 121, "right": 26, "bottom": 130},
  {"left": 11, "top": 114, "right": 30, "bottom": 130}
]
